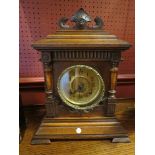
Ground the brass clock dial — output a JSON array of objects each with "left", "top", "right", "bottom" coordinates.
[{"left": 57, "top": 65, "right": 105, "bottom": 110}]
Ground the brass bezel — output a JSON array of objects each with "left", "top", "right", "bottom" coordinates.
[{"left": 57, "top": 65, "right": 105, "bottom": 110}]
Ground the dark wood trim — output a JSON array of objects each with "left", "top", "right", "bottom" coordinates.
[{"left": 117, "top": 74, "right": 135, "bottom": 85}]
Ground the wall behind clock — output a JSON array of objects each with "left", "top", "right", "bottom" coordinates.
[{"left": 19, "top": 0, "right": 135, "bottom": 105}]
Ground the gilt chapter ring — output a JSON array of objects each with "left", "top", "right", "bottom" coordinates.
[{"left": 57, "top": 65, "right": 105, "bottom": 110}]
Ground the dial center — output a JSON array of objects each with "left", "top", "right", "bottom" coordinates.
[
  {"left": 77, "top": 82, "right": 85, "bottom": 92},
  {"left": 70, "top": 76, "right": 90, "bottom": 94}
]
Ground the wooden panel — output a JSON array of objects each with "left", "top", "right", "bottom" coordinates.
[
  {"left": 32, "top": 117, "right": 128, "bottom": 141},
  {"left": 37, "top": 126, "right": 124, "bottom": 135},
  {"left": 20, "top": 91, "right": 45, "bottom": 106},
  {"left": 116, "top": 85, "right": 135, "bottom": 98},
  {"left": 52, "top": 61, "right": 111, "bottom": 97}
]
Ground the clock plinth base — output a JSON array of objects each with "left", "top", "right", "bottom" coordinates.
[{"left": 31, "top": 116, "right": 129, "bottom": 144}]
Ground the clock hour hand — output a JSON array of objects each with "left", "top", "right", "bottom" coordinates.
[{"left": 76, "top": 83, "right": 84, "bottom": 93}]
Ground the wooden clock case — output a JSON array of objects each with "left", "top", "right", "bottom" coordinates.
[{"left": 31, "top": 9, "right": 131, "bottom": 144}]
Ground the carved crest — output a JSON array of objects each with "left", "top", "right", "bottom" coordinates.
[{"left": 59, "top": 8, "right": 103, "bottom": 30}]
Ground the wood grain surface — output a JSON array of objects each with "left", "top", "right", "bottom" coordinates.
[{"left": 19, "top": 100, "right": 134, "bottom": 155}]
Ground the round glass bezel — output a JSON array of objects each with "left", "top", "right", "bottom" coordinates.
[{"left": 57, "top": 65, "right": 105, "bottom": 110}]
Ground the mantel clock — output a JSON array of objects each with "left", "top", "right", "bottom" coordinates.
[{"left": 31, "top": 8, "right": 131, "bottom": 144}]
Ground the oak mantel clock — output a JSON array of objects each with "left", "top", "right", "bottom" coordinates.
[{"left": 31, "top": 8, "right": 131, "bottom": 144}]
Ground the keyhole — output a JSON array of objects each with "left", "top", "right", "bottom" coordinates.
[{"left": 76, "top": 127, "right": 82, "bottom": 134}]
